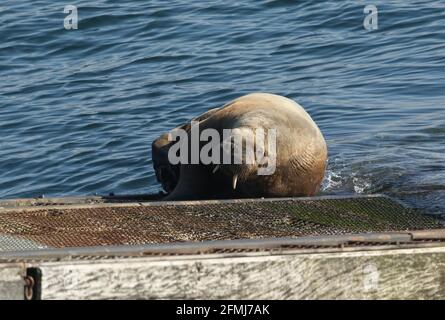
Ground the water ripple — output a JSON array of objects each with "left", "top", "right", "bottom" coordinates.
[{"left": 0, "top": 0, "right": 444, "bottom": 216}]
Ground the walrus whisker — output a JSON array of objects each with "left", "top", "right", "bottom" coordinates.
[{"left": 212, "top": 165, "right": 220, "bottom": 174}]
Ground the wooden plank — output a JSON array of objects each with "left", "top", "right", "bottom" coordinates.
[
  {"left": 0, "top": 193, "right": 394, "bottom": 210},
  {"left": 35, "top": 246, "right": 445, "bottom": 300},
  {"left": 0, "top": 264, "right": 25, "bottom": 300}
]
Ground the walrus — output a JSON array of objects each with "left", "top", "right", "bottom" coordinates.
[{"left": 152, "top": 93, "right": 327, "bottom": 200}]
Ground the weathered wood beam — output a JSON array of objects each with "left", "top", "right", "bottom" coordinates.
[
  {"left": 33, "top": 246, "right": 445, "bottom": 300},
  {"left": 0, "top": 263, "right": 25, "bottom": 300}
]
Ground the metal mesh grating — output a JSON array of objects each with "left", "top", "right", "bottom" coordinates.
[{"left": 0, "top": 195, "right": 441, "bottom": 251}]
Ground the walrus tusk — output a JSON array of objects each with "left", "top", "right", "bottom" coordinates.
[
  {"left": 212, "top": 165, "right": 220, "bottom": 174},
  {"left": 232, "top": 175, "right": 238, "bottom": 190}
]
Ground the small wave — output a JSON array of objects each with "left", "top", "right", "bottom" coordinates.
[{"left": 321, "top": 170, "right": 343, "bottom": 191}]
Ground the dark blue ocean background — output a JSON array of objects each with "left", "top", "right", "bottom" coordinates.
[{"left": 1, "top": 1, "right": 444, "bottom": 216}]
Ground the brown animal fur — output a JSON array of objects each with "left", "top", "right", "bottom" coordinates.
[{"left": 152, "top": 93, "right": 327, "bottom": 200}]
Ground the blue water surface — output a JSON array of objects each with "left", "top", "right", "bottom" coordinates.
[{"left": 1, "top": 0, "right": 444, "bottom": 215}]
